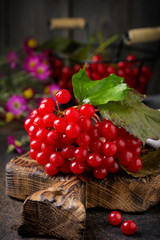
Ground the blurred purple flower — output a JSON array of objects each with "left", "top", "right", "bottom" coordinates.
[
  {"left": 24, "top": 54, "right": 40, "bottom": 73},
  {"left": 6, "top": 95, "right": 27, "bottom": 117},
  {"left": 49, "top": 84, "right": 61, "bottom": 102},
  {"left": 33, "top": 63, "right": 50, "bottom": 81},
  {"left": 7, "top": 51, "right": 18, "bottom": 69},
  {"left": 8, "top": 136, "right": 25, "bottom": 155},
  {"left": 23, "top": 38, "right": 38, "bottom": 53}
]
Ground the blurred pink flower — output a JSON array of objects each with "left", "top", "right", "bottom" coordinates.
[
  {"left": 24, "top": 54, "right": 40, "bottom": 73},
  {"left": 49, "top": 84, "right": 61, "bottom": 102},
  {"left": 8, "top": 136, "right": 25, "bottom": 155},
  {"left": 7, "top": 51, "right": 18, "bottom": 69},
  {"left": 23, "top": 38, "right": 38, "bottom": 53},
  {"left": 6, "top": 95, "right": 27, "bottom": 117},
  {"left": 33, "top": 63, "right": 50, "bottom": 81}
]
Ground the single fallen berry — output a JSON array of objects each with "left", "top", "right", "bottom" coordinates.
[
  {"left": 108, "top": 211, "right": 122, "bottom": 226},
  {"left": 121, "top": 220, "right": 138, "bottom": 235}
]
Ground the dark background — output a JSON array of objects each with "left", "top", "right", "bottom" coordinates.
[
  {"left": 0, "top": 2, "right": 160, "bottom": 239},
  {"left": 0, "top": 0, "right": 160, "bottom": 93}
]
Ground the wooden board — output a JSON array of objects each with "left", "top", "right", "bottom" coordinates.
[{"left": 6, "top": 152, "right": 160, "bottom": 239}]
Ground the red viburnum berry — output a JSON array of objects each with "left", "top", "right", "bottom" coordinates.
[
  {"left": 80, "top": 104, "right": 95, "bottom": 118},
  {"left": 101, "top": 122, "right": 117, "bottom": 140},
  {"left": 50, "top": 152, "right": 65, "bottom": 167},
  {"left": 121, "top": 220, "right": 138, "bottom": 235},
  {"left": 45, "top": 163, "right": 59, "bottom": 176},
  {"left": 56, "top": 89, "right": 71, "bottom": 104},
  {"left": 93, "top": 166, "right": 108, "bottom": 179},
  {"left": 108, "top": 211, "right": 122, "bottom": 226},
  {"left": 65, "top": 123, "right": 81, "bottom": 138},
  {"left": 65, "top": 107, "right": 80, "bottom": 123},
  {"left": 87, "top": 153, "right": 102, "bottom": 168},
  {"left": 70, "top": 160, "right": 86, "bottom": 174}
]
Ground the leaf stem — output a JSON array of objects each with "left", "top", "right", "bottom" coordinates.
[{"left": 89, "top": 34, "right": 119, "bottom": 59}]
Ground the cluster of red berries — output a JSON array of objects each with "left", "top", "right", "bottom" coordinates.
[
  {"left": 50, "top": 54, "right": 152, "bottom": 95},
  {"left": 108, "top": 211, "right": 138, "bottom": 235},
  {"left": 24, "top": 89, "right": 143, "bottom": 179},
  {"left": 86, "top": 54, "right": 152, "bottom": 93}
]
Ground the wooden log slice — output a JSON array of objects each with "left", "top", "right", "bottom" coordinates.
[
  {"left": 6, "top": 153, "right": 86, "bottom": 240},
  {"left": 5, "top": 153, "right": 160, "bottom": 238},
  {"left": 18, "top": 177, "right": 86, "bottom": 240},
  {"left": 86, "top": 172, "right": 160, "bottom": 212},
  {"left": 6, "top": 152, "right": 160, "bottom": 212},
  {"left": 6, "top": 152, "right": 70, "bottom": 200}
]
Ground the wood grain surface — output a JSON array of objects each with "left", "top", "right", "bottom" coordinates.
[
  {"left": 86, "top": 171, "right": 160, "bottom": 212},
  {"left": 2, "top": 146, "right": 160, "bottom": 240},
  {"left": 18, "top": 176, "right": 86, "bottom": 240},
  {"left": 6, "top": 152, "right": 160, "bottom": 212},
  {"left": 6, "top": 153, "right": 86, "bottom": 239}
]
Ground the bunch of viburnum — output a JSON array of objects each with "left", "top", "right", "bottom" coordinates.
[{"left": 24, "top": 89, "right": 142, "bottom": 179}]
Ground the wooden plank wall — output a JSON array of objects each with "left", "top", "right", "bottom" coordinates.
[{"left": 0, "top": 0, "right": 160, "bottom": 94}]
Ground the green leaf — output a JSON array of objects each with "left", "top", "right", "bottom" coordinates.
[
  {"left": 99, "top": 90, "right": 160, "bottom": 143},
  {"left": 72, "top": 68, "right": 128, "bottom": 105},
  {"left": 120, "top": 148, "right": 160, "bottom": 177}
]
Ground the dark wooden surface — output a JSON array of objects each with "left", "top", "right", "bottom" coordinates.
[{"left": 0, "top": 125, "right": 160, "bottom": 240}]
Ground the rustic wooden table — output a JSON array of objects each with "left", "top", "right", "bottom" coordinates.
[{"left": 0, "top": 125, "right": 160, "bottom": 240}]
